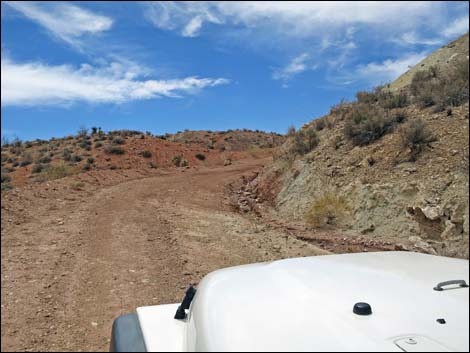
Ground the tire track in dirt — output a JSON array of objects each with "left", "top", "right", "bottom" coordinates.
[{"left": 2, "top": 160, "right": 326, "bottom": 352}]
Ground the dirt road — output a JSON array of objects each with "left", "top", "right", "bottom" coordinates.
[{"left": 1, "top": 159, "right": 328, "bottom": 352}]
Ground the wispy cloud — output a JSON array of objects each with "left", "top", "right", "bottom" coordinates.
[
  {"left": 442, "top": 15, "right": 469, "bottom": 38},
  {"left": 4, "top": 1, "right": 113, "bottom": 48},
  {"left": 143, "top": 1, "right": 445, "bottom": 39},
  {"left": 273, "top": 53, "right": 311, "bottom": 82},
  {"left": 143, "top": 1, "right": 462, "bottom": 88},
  {"left": 332, "top": 52, "right": 429, "bottom": 86},
  {"left": 396, "top": 32, "right": 444, "bottom": 46},
  {"left": 1, "top": 58, "right": 229, "bottom": 107}
]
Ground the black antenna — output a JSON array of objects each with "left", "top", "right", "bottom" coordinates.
[{"left": 174, "top": 285, "right": 197, "bottom": 320}]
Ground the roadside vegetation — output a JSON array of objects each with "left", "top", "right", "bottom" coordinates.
[{"left": 305, "top": 192, "right": 350, "bottom": 228}]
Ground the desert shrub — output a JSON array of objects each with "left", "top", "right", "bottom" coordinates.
[
  {"left": 79, "top": 140, "right": 91, "bottom": 150},
  {"left": 1, "top": 136, "right": 10, "bottom": 147},
  {"left": 25, "top": 141, "right": 33, "bottom": 148},
  {"left": 343, "top": 105, "right": 402, "bottom": 146},
  {"left": 325, "top": 117, "right": 335, "bottom": 129},
  {"left": 91, "top": 127, "right": 98, "bottom": 135},
  {"left": 20, "top": 152, "right": 33, "bottom": 167},
  {"left": 1, "top": 167, "right": 14, "bottom": 173},
  {"left": 38, "top": 156, "right": 52, "bottom": 164},
  {"left": 181, "top": 159, "right": 189, "bottom": 167},
  {"left": 314, "top": 119, "right": 325, "bottom": 131},
  {"left": 94, "top": 141, "right": 103, "bottom": 148},
  {"left": 71, "top": 155, "right": 83, "bottom": 163},
  {"left": 13, "top": 137, "right": 22, "bottom": 148},
  {"left": 1, "top": 173, "right": 11, "bottom": 183},
  {"left": 392, "top": 110, "right": 407, "bottom": 124},
  {"left": 11, "top": 146, "right": 23, "bottom": 156},
  {"left": 290, "top": 127, "right": 319, "bottom": 156},
  {"left": 1, "top": 183, "right": 13, "bottom": 191},
  {"left": 112, "top": 137, "right": 125, "bottom": 145},
  {"left": 410, "top": 60, "right": 469, "bottom": 111},
  {"left": 306, "top": 192, "right": 349, "bottom": 228},
  {"left": 195, "top": 153, "right": 206, "bottom": 160},
  {"left": 87, "top": 157, "right": 95, "bottom": 164},
  {"left": 141, "top": 150, "right": 152, "bottom": 158},
  {"left": 105, "top": 146, "right": 125, "bottom": 155},
  {"left": 287, "top": 125, "right": 296, "bottom": 137},
  {"left": 356, "top": 90, "right": 379, "bottom": 104},
  {"left": 399, "top": 119, "right": 435, "bottom": 161},
  {"left": 329, "top": 98, "right": 351, "bottom": 120},
  {"left": 12, "top": 161, "right": 19, "bottom": 167},
  {"left": 172, "top": 155, "right": 183, "bottom": 167},
  {"left": 82, "top": 163, "right": 92, "bottom": 171},
  {"left": 62, "top": 148, "right": 72, "bottom": 161},
  {"left": 32, "top": 163, "right": 45, "bottom": 174},
  {"left": 380, "top": 92, "right": 409, "bottom": 109},
  {"left": 1, "top": 153, "right": 8, "bottom": 163},
  {"left": 77, "top": 126, "right": 88, "bottom": 138},
  {"left": 70, "top": 181, "right": 85, "bottom": 190},
  {"left": 43, "top": 162, "right": 72, "bottom": 180}
]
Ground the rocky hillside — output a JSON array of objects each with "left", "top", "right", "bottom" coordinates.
[
  {"left": 1, "top": 129, "right": 285, "bottom": 188},
  {"left": 164, "top": 129, "right": 284, "bottom": 151},
  {"left": 244, "top": 34, "right": 469, "bottom": 258}
]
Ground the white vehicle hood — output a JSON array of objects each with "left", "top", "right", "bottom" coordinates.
[{"left": 138, "top": 251, "right": 469, "bottom": 352}]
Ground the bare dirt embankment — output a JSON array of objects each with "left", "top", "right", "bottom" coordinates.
[{"left": 2, "top": 158, "right": 328, "bottom": 352}]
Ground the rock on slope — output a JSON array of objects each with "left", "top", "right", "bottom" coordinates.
[{"left": 250, "top": 34, "right": 469, "bottom": 258}]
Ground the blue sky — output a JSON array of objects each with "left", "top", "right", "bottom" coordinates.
[{"left": 1, "top": 1, "right": 469, "bottom": 141}]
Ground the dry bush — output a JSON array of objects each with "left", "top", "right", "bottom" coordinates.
[
  {"left": 20, "top": 152, "right": 33, "bottom": 167},
  {"left": 141, "top": 150, "right": 152, "bottom": 158},
  {"left": 410, "top": 60, "right": 469, "bottom": 111},
  {"left": 43, "top": 163, "right": 73, "bottom": 180},
  {"left": 380, "top": 92, "right": 409, "bottom": 109},
  {"left": 343, "top": 105, "right": 402, "bottom": 146},
  {"left": 70, "top": 181, "right": 85, "bottom": 190},
  {"left": 195, "top": 153, "right": 206, "bottom": 160},
  {"left": 105, "top": 146, "right": 125, "bottom": 155},
  {"left": 286, "top": 125, "right": 296, "bottom": 137},
  {"left": 1, "top": 173, "right": 11, "bottom": 183},
  {"left": 112, "top": 137, "right": 125, "bottom": 145},
  {"left": 329, "top": 98, "right": 351, "bottom": 120},
  {"left": 172, "top": 155, "right": 183, "bottom": 166},
  {"left": 306, "top": 192, "right": 349, "bottom": 228},
  {"left": 32, "top": 163, "right": 45, "bottom": 174},
  {"left": 314, "top": 119, "right": 326, "bottom": 131},
  {"left": 399, "top": 118, "right": 435, "bottom": 161},
  {"left": 290, "top": 127, "right": 319, "bottom": 156}
]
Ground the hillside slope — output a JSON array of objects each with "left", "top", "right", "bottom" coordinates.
[
  {"left": 244, "top": 35, "right": 469, "bottom": 258},
  {"left": 1, "top": 129, "right": 284, "bottom": 188}
]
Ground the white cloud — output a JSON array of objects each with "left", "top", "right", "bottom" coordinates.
[
  {"left": 182, "top": 16, "right": 204, "bottom": 37},
  {"left": 273, "top": 53, "right": 311, "bottom": 81},
  {"left": 4, "top": 1, "right": 113, "bottom": 47},
  {"left": 397, "top": 32, "right": 444, "bottom": 46},
  {"left": 144, "top": 1, "right": 444, "bottom": 39},
  {"left": 353, "top": 52, "right": 428, "bottom": 84},
  {"left": 442, "top": 16, "right": 469, "bottom": 38},
  {"left": 1, "top": 58, "right": 229, "bottom": 107}
]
